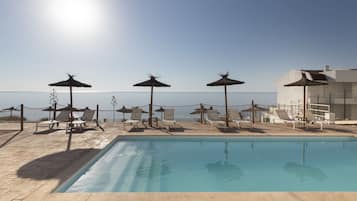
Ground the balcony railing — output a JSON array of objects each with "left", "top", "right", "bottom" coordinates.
[{"left": 309, "top": 96, "right": 357, "bottom": 104}]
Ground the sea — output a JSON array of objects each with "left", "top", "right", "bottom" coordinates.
[{"left": 0, "top": 91, "right": 276, "bottom": 121}]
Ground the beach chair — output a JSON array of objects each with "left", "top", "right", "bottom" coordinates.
[
  {"left": 206, "top": 110, "right": 225, "bottom": 126},
  {"left": 306, "top": 111, "right": 327, "bottom": 131},
  {"left": 123, "top": 108, "right": 142, "bottom": 130},
  {"left": 228, "top": 109, "right": 252, "bottom": 128},
  {"left": 34, "top": 110, "right": 70, "bottom": 133},
  {"left": 275, "top": 110, "right": 302, "bottom": 129},
  {"left": 70, "top": 109, "right": 96, "bottom": 131},
  {"left": 162, "top": 109, "right": 177, "bottom": 130}
]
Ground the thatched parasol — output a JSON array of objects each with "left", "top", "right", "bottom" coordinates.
[
  {"left": 42, "top": 106, "right": 55, "bottom": 120},
  {"left": 56, "top": 104, "right": 81, "bottom": 112},
  {"left": 284, "top": 73, "right": 327, "bottom": 121},
  {"left": 79, "top": 107, "right": 92, "bottom": 111},
  {"left": 241, "top": 105, "right": 268, "bottom": 112},
  {"left": 133, "top": 75, "right": 170, "bottom": 127},
  {"left": 207, "top": 73, "right": 245, "bottom": 127},
  {"left": 190, "top": 104, "right": 209, "bottom": 123},
  {"left": 42, "top": 106, "right": 55, "bottom": 112},
  {"left": 49, "top": 74, "right": 92, "bottom": 151},
  {"left": 155, "top": 106, "right": 165, "bottom": 120},
  {"left": 241, "top": 104, "right": 268, "bottom": 123},
  {"left": 117, "top": 106, "right": 132, "bottom": 121},
  {"left": 3, "top": 107, "right": 19, "bottom": 117}
]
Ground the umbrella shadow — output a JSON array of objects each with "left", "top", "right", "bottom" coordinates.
[
  {"left": 324, "top": 127, "right": 356, "bottom": 133},
  {"left": 34, "top": 129, "right": 62, "bottom": 135},
  {"left": 295, "top": 126, "right": 328, "bottom": 133},
  {"left": 0, "top": 130, "right": 22, "bottom": 148},
  {"left": 166, "top": 126, "right": 188, "bottom": 132},
  {"left": 71, "top": 127, "right": 98, "bottom": 134},
  {"left": 284, "top": 162, "right": 327, "bottom": 182},
  {"left": 128, "top": 127, "right": 145, "bottom": 132},
  {"left": 246, "top": 127, "right": 267, "bottom": 133},
  {"left": 217, "top": 127, "right": 240, "bottom": 133},
  {"left": 206, "top": 161, "right": 243, "bottom": 181},
  {"left": 0, "top": 129, "right": 20, "bottom": 136},
  {"left": 17, "top": 148, "right": 100, "bottom": 191}
]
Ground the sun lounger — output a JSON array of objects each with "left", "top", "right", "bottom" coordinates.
[
  {"left": 162, "top": 109, "right": 177, "bottom": 129},
  {"left": 35, "top": 110, "right": 70, "bottom": 133},
  {"left": 275, "top": 110, "right": 303, "bottom": 129},
  {"left": 123, "top": 108, "right": 142, "bottom": 130},
  {"left": 70, "top": 109, "right": 96, "bottom": 131},
  {"left": 206, "top": 110, "right": 225, "bottom": 126},
  {"left": 306, "top": 111, "right": 329, "bottom": 131},
  {"left": 228, "top": 109, "right": 252, "bottom": 128}
]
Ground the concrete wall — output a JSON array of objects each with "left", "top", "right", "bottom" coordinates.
[
  {"left": 277, "top": 70, "right": 304, "bottom": 106},
  {"left": 335, "top": 70, "right": 357, "bottom": 82}
]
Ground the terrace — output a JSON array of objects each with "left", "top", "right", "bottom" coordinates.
[{"left": 1, "top": 122, "right": 357, "bottom": 201}]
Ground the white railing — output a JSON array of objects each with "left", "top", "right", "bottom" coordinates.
[{"left": 308, "top": 103, "right": 330, "bottom": 120}]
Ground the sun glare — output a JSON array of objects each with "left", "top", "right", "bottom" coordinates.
[{"left": 44, "top": 0, "right": 105, "bottom": 39}]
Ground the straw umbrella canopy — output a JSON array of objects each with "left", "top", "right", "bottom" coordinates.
[
  {"left": 42, "top": 106, "right": 55, "bottom": 120},
  {"left": 133, "top": 75, "right": 170, "bottom": 127},
  {"left": 241, "top": 104, "right": 268, "bottom": 123},
  {"left": 190, "top": 105, "right": 209, "bottom": 123},
  {"left": 116, "top": 106, "right": 132, "bottom": 121},
  {"left": 56, "top": 104, "right": 82, "bottom": 112},
  {"left": 207, "top": 73, "right": 245, "bottom": 127},
  {"left": 49, "top": 74, "right": 92, "bottom": 151},
  {"left": 42, "top": 106, "right": 55, "bottom": 112},
  {"left": 155, "top": 106, "right": 165, "bottom": 120},
  {"left": 284, "top": 73, "right": 327, "bottom": 121},
  {"left": 241, "top": 105, "right": 268, "bottom": 112},
  {"left": 79, "top": 106, "right": 92, "bottom": 111},
  {"left": 3, "top": 107, "right": 19, "bottom": 117}
]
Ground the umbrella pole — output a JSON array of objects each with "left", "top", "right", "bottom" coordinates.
[
  {"left": 200, "top": 103, "right": 203, "bottom": 124},
  {"left": 149, "top": 86, "right": 153, "bottom": 127},
  {"left": 224, "top": 85, "right": 229, "bottom": 127},
  {"left": 53, "top": 103, "right": 57, "bottom": 121},
  {"left": 67, "top": 86, "right": 73, "bottom": 151},
  {"left": 303, "top": 86, "right": 306, "bottom": 122}
]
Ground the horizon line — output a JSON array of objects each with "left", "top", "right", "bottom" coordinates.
[{"left": 0, "top": 90, "right": 277, "bottom": 93}]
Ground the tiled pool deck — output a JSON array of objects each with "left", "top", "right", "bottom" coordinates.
[{"left": 1, "top": 121, "right": 357, "bottom": 201}]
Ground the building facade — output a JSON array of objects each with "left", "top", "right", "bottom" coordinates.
[{"left": 276, "top": 66, "right": 357, "bottom": 121}]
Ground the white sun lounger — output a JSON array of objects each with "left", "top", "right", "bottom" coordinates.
[
  {"left": 35, "top": 110, "right": 70, "bottom": 133},
  {"left": 306, "top": 111, "right": 328, "bottom": 131},
  {"left": 162, "top": 109, "right": 177, "bottom": 129},
  {"left": 206, "top": 110, "right": 225, "bottom": 126},
  {"left": 275, "top": 110, "right": 303, "bottom": 129},
  {"left": 70, "top": 109, "right": 96, "bottom": 131},
  {"left": 123, "top": 108, "right": 142, "bottom": 130},
  {"left": 228, "top": 109, "right": 252, "bottom": 128}
]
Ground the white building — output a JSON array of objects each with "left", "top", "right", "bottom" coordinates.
[{"left": 276, "top": 66, "right": 357, "bottom": 121}]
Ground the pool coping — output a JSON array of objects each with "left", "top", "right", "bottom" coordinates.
[{"left": 42, "top": 192, "right": 357, "bottom": 201}]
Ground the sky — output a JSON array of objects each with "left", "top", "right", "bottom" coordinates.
[{"left": 1, "top": 0, "right": 357, "bottom": 92}]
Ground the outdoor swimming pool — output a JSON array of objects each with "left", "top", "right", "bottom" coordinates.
[{"left": 58, "top": 136, "right": 357, "bottom": 192}]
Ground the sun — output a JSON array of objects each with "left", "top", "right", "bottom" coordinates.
[{"left": 44, "top": 0, "right": 105, "bottom": 38}]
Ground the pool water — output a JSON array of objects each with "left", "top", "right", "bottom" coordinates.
[{"left": 58, "top": 136, "right": 357, "bottom": 192}]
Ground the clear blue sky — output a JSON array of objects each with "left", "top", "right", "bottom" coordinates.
[{"left": 1, "top": 0, "right": 357, "bottom": 92}]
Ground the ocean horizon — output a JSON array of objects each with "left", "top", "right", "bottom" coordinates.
[{"left": 0, "top": 91, "right": 276, "bottom": 121}]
